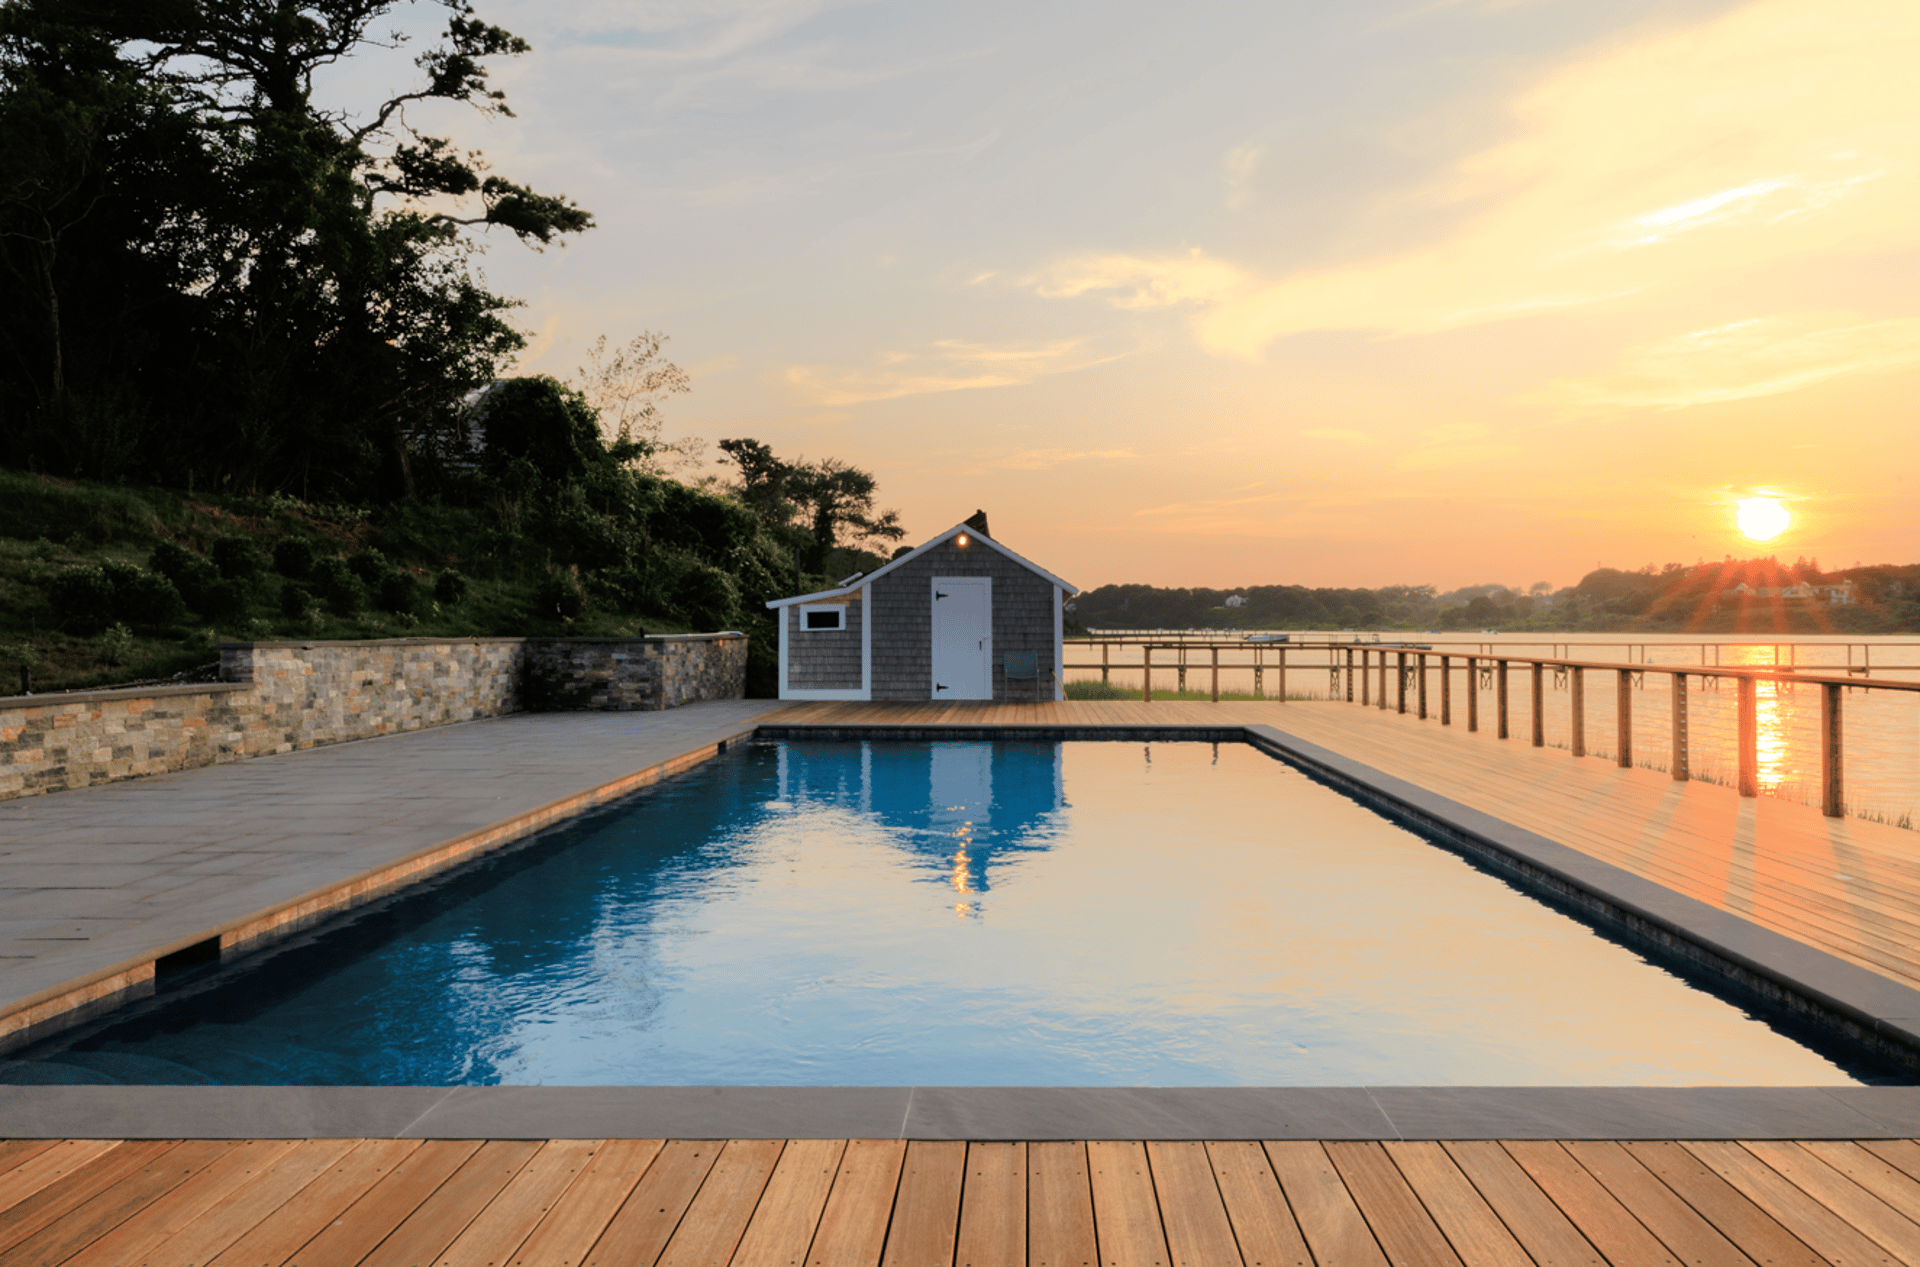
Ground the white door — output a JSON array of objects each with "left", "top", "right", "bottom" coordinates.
[{"left": 931, "top": 578, "right": 992, "bottom": 700}]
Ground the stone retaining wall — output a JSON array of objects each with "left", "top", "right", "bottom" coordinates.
[
  {"left": 0, "top": 633, "right": 747, "bottom": 800},
  {"left": 526, "top": 640, "right": 659, "bottom": 711},
  {"left": 653, "top": 634, "right": 752, "bottom": 708}
]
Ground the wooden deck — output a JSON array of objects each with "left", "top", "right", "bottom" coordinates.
[
  {"left": 771, "top": 699, "right": 1920, "bottom": 997},
  {"left": 7, "top": 1134, "right": 1920, "bottom": 1265}
]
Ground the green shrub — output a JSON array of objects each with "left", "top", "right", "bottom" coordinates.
[
  {"left": 347, "top": 548, "right": 390, "bottom": 586},
  {"left": 148, "top": 540, "right": 199, "bottom": 583},
  {"left": 534, "top": 572, "right": 588, "bottom": 620},
  {"left": 672, "top": 562, "right": 739, "bottom": 631},
  {"left": 210, "top": 534, "right": 269, "bottom": 580},
  {"left": 47, "top": 565, "right": 116, "bottom": 631},
  {"left": 376, "top": 570, "right": 423, "bottom": 615},
  {"left": 595, "top": 562, "right": 659, "bottom": 614},
  {"left": 199, "top": 577, "right": 249, "bottom": 624},
  {"left": 313, "top": 557, "right": 366, "bottom": 616},
  {"left": 433, "top": 568, "right": 468, "bottom": 605},
  {"left": 100, "top": 622, "right": 135, "bottom": 666},
  {"left": 100, "top": 560, "right": 143, "bottom": 597},
  {"left": 279, "top": 583, "right": 314, "bottom": 621},
  {"left": 272, "top": 537, "right": 318, "bottom": 580},
  {"left": 106, "top": 564, "right": 187, "bottom": 627},
  {"left": 150, "top": 541, "right": 221, "bottom": 612}
]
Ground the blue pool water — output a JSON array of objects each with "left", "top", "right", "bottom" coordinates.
[{"left": 0, "top": 740, "right": 1898, "bottom": 1085}]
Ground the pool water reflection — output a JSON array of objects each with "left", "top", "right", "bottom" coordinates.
[{"left": 0, "top": 740, "right": 1901, "bottom": 1086}]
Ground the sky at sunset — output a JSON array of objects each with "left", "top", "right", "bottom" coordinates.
[{"left": 343, "top": 0, "right": 1919, "bottom": 590}]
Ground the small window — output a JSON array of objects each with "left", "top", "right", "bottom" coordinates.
[{"left": 801, "top": 604, "right": 845, "bottom": 631}]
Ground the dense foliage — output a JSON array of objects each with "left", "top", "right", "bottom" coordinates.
[
  {"left": 0, "top": 1, "right": 917, "bottom": 697},
  {"left": 0, "top": 0, "right": 588, "bottom": 496},
  {"left": 1072, "top": 558, "right": 1920, "bottom": 635},
  {"left": 0, "top": 413, "right": 903, "bottom": 695}
]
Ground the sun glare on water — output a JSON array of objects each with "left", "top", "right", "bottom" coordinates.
[{"left": 1736, "top": 497, "right": 1790, "bottom": 542}]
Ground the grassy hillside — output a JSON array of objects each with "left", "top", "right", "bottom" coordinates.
[{"left": 0, "top": 470, "right": 699, "bottom": 695}]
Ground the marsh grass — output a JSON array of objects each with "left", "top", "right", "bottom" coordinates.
[{"left": 1063, "top": 679, "right": 1314, "bottom": 703}]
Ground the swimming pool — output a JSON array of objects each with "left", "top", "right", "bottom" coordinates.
[{"left": 0, "top": 739, "right": 1898, "bottom": 1085}]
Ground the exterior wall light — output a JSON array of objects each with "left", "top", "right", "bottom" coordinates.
[{"left": 956, "top": 533, "right": 970, "bottom": 547}]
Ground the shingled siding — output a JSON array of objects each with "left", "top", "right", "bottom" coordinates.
[
  {"left": 868, "top": 538, "right": 1058, "bottom": 701},
  {"left": 0, "top": 633, "right": 747, "bottom": 801},
  {"left": 787, "top": 595, "right": 864, "bottom": 690}
]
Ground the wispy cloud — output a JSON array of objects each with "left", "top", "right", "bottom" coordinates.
[
  {"left": 972, "top": 448, "right": 1136, "bottom": 472},
  {"left": 1393, "top": 422, "right": 1521, "bottom": 471},
  {"left": 1300, "top": 428, "right": 1381, "bottom": 446},
  {"left": 783, "top": 338, "right": 1125, "bottom": 406},
  {"left": 1033, "top": 0, "right": 1920, "bottom": 358},
  {"left": 1037, "top": 250, "right": 1246, "bottom": 312},
  {"left": 508, "top": 0, "right": 938, "bottom": 107},
  {"left": 1224, "top": 143, "right": 1261, "bottom": 211},
  {"left": 1396, "top": 441, "right": 1521, "bottom": 471},
  {"left": 1543, "top": 313, "right": 1920, "bottom": 409},
  {"left": 1134, "top": 489, "right": 1291, "bottom": 520}
]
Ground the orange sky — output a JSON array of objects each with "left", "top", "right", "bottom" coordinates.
[{"left": 389, "top": 0, "right": 1920, "bottom": 589}]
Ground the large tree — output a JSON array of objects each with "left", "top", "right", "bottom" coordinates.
[
  {"left": 718, "top": 438, "right": 904, "bottom": 576},
  {"left": 0, "top": 0, "right": 590, "bottom": 496}
]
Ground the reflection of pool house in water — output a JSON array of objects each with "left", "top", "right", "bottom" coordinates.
[
  {"left": 776, "top": 739, "right": 1066, "bottom": 902},
  {"left": 767, "top": 511, "right": 1078, "bottom": 701}
]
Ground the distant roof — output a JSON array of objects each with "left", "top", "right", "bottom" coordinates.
[{"left": 766, "top": 521, "right": 1078, "bottom": 608}]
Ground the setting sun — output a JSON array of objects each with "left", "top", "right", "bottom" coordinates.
[{"left": 1737, "top": 497, "right": 1791, "bottom": 541}]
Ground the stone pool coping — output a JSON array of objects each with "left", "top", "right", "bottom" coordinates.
[
  {"left": 5, "top": 711, "right": 1920, "bottom": 1141},
  {"left": 5, "top": 1084, "right": 1920, "bottom": 1141}
]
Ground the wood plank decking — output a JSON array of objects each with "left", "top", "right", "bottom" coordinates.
[
  {"left": 770, "top": 699, "right": 1920, "bottom": 997},
  {"left": 7, "top": 1135, "right": 1920, "bottom": 1266}
]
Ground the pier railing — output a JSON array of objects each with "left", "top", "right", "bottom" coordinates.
[{"left": 1064, "top": 637, "right": 1920, "bottom": 819}]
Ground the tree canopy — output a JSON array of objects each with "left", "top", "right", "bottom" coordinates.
[
  {"left": 718, "top": 438, "right": 905, "bottom": 575},
  {"left": 0, "top": 0, "right": 591, "bottom": 496}
]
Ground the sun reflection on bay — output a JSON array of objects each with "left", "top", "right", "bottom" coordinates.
[{"left": 1756, "top": 681, "right": 1790, "bottom": 791}]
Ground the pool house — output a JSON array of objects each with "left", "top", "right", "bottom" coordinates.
[{"left": 766, "top": 514, "right": 1078, "bottom": 701}]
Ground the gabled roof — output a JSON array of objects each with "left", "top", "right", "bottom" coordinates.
[{"left": 765, "top": 522, "right": 1079, "bottom": 609}]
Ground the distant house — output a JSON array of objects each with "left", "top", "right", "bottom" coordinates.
[
  {"left": 1224, "top": 594, "right": 1246, "bottom": 608},
  {"left": 1721, "top": 581, "right": 1853, "bottom": 605},
  {"left": 765, "top": 512, "right": 1078, "bottom": 701}
]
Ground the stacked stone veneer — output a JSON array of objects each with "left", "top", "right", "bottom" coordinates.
[{"left": 0, "top": 633, "right": 747, "bottom": 801}]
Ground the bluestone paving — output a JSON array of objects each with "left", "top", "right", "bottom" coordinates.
[{"left": 0, "top": 698, "right": 787, "bottom": 1049}]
